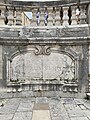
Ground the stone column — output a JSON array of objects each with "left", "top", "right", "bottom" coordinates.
[
  {"left": 80, "top": 5, "right": 87, "bottom": 24},
  {"left": 8, "top": 7, "right": 14, "bottom": 25},
  {"left": 0, "top": 6, "right": 5, "bottom": 25},
  {"left": 31, "top": 8, "right": 37, "bottom": 26},
  {"left": 71, "top": 6, "right": 77, "bottom": 25},
  {"left": 63, "top": 7, "right": 69, "bottom": 26},
  {"left": 55, "top": 7, "right": 61, "bottom": 26},
  {"left": 16, "top": 7, "right": 22, "bottom": 25},
  {"left": 47, "top": 7, "right": 53, "bottom": 26}
]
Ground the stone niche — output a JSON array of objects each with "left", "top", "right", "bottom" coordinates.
[
  {"left": 11, "top": 52, "right": 74, "bottom": 82},
  {"left": 7, "top": 45, "right": 77, "bottom": 85}
]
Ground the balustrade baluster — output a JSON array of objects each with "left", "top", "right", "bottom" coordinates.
[
  {"left": 47, "top": 7, "right": 53, "bottom": 26},
  {"left": 80, "top": 5, "right": 87, "bottom": 24},
  {"left": 0, "top": 6, "right": 5, "bottom": 25},
  {"left": 71, "top": 6, "right": 77, "bottom": 25},
  {"left": 8, "top": 7, "right": 14, "bottom": 25},
  {"left": 55, "top": 7, "right": 61, "bottom": 26},
  {"left": 31, "top": 8, "right": 37, "bottom": 26},
  {"left": 63, "top": 7, "right": 69, "bottom": 26},
  {"left": 39, "top": 8, "right": 44, "bottom": 26},
  {"left": 16, "top": 7, "right": 22, "bottom": 25}
]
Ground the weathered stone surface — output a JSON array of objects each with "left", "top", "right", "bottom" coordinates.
[
  {"left": 0, "top": 25, "right": 89, "bottom": 41},
  {"left": 32, "top": 110, "right": 51, "bottom": 120},
  {"left": 17, "top": 102, "right": 34, "bottom": 112},
  {"left": 0, "top": 98, "right": 20, "bottom": 114},
  {"left": 13, "top": 112, "right": 32, "bottom": 120},
  {"left": 0, "top": 2, "right": 89, "bottom": 97},
  {"left": 12, "top": 0, "right": 90, "bottom": 7},
  {"left": 11, "top": 51, "right": 74, "bottom": 81},
  {"left": 70, "top": 117, "right": 89, "bottom": 120},
  {"left": 0, "top": 97, "right": 89, "bottom": 120},
  {"left": 0, "top": 114, "right": 13, "bottom": 120},
  {"left": 83, "top": 110, "right": 90, "bottom": 119}
]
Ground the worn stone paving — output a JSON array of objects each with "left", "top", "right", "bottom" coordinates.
[{"left": 0, "top": 97, "right": 90, "bottom": 120}]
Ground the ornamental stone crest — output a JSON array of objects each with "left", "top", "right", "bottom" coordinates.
[{"left": 34, "top": 45, "right": 51, "bottom": 55}]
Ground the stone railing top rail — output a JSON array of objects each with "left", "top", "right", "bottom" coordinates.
[
  {"left": 12, "top": 0, "right": 90, "bottom": 7},
  {"left": 0, "top": 0, "right": 90, "bottom": 7},
  {"left": 0, "top": 24, "right": 89, "bottom": 39}
]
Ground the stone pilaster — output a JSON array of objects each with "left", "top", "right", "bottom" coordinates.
[
  {"left": 71, "top": 6, "right": 77, "bottom": 25},
  {"left": 80, "top": 45, "right": 89, "bottom": 93},
  {"left": 63, "top": 7, "right": 69, "bottom": 26},
  {"left": 8, "top": 7, "right": 14, "bottom": 25},
  {"left": 16, "top": 7, "right": 22, "bottom": 25},
  {"left": 0, "top": 6, "right": 5, "bottom": 25},
  {"left": 47, "top": 7, "right": 53, "bottom": 26},
  {"left": 80, "top": 5, "right": 87, "bottom": 24}
]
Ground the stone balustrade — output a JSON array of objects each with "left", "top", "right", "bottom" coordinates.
[{"left": 0, "top": 3, "right": 89, "bottom": 26}]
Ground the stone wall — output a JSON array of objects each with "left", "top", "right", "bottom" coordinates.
[{"left": 0, "top": 1, "right": 89, "bottom": 98}]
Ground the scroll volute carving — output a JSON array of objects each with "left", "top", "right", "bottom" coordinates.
[{"left": 34, "top": 45, "right": 51, "bottom": 55}]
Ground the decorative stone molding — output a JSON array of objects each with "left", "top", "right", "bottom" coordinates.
[{"left": 34, "top": 45, "right": 51, "bottom": 55}]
